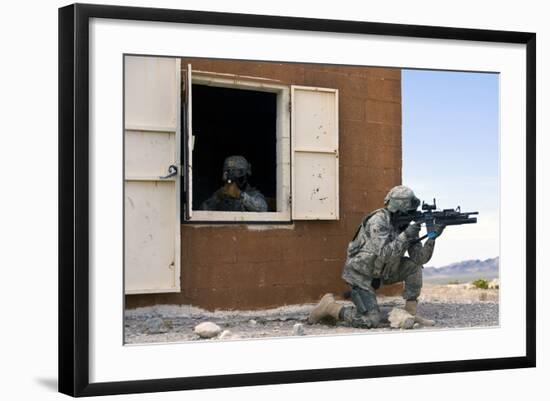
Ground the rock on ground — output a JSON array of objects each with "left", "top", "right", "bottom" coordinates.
[
  {"left": 293, "top": 323, "right": 305, "bottom": 336},
  {"left": 194, "top": 322, "right": 222, "bottom": 338},
  {"left": 388, "top": 308, "right": 415, "bottom": 329}
]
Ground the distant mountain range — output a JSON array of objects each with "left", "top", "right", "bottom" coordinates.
[{"left": 423, "top": 257, "right": 499, "bottom": 284}]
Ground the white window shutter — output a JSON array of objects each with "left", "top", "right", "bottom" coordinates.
[
  {"left": 125, "top": 56, "right": 179, "bottom": 132},
  {"left": 124, "top": 56, "right": 181, "bottom": 294},
  {"left": 291, "top": 86, "right": 339, "bottom": 220}
]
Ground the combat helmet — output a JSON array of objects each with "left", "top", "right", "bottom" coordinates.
[
  {"left": 222, "top": 155, "right": 252, "bottom": 181},
  {"left": 384, "top": 185, "right": 420, "bottom": 213}
]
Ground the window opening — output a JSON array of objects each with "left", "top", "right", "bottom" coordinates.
[{"left": 191, "top": 84, "right": 278, "bottom": 212}]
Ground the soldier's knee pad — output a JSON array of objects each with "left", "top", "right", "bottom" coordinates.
[
  {"left": 402, "top": 257, "right": 422, "bottom": 274},
  {"left": 350, "top": 286, "right": 379, "bottom": 315},
  {"left": 408, "top": 262, "right": 423, "bottom": 276}
]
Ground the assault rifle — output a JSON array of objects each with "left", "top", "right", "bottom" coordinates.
[{"left": 394, "top": 199, "right": 478, "bottom": 243}]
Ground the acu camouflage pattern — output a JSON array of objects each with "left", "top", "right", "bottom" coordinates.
[
  {"left": 200, "top": 183, "right": 268, "bottom": 212},
  {"left": 384, "top": 185, "right": 421, "bottom": 213},
  {"left": 201, "top": 155, "right": 268, "bottom": 212},
  {"left": 340, "top": 207, "right": 436, "bottom": 328},
  {"left": 222, "top": 155, "right": 252, "bottom": 176},
  {"left": 340, "top": 286, "right": 382, "bottom": 328}
]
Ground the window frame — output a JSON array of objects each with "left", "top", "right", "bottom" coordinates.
[{"left": 183, "top": 70, "right": 292, "bottom": 224}]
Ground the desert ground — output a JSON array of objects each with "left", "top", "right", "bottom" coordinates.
[{"left": 124, "top": 283, "right": 499, "bottom": 344}]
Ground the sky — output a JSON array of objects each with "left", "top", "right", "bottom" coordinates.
[{"left": 401, "top": 69, "right": 499, "bottom": 267}]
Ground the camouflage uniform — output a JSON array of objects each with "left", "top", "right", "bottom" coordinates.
[
  {"left": 200, "top": 184, "right": 268, "bottom": 212},
  {"left": 200, "top": 155, "right": 268, "bottom": 212},
  {"left": 308, "top": 186, "right": 442, "bottom": 328},
  {"left": 340, "top": 207, "right": 435, "bottom": 328}
]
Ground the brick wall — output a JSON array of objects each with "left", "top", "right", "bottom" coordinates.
[{"left": 126, "top": 58, "right": 402, "bottom": 310}]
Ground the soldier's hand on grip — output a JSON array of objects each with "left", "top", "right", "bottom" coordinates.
[
  {"left": 404, "top": 222, "right": 421, "bottom": 239},
  {"left": 427, "top": 224, "right": 445, "bottom": 239},
  {"left": 224, "top": 182, "right": 241, "bottom": 199}
]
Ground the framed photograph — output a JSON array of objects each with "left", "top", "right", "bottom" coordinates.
[{"left": 58, "top": 3, "right": 536, "bottom": 397}]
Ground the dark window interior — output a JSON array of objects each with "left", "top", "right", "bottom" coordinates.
[{"left": 190, "top": 84, "right": 277, "bottom": 211}]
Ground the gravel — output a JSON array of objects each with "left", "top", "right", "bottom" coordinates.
[{"left": 124, "top": 293, "right": 499, "bottom": 344}]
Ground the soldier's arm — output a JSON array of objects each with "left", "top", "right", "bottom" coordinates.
[
  {"left": 407, "top": 238, "right": 435, "bottom": 265},
  {"left": 200, "top": 196, "right": 216, "bottom": 211},
  {"left": 200, "top": 189, "right": 223, "bottom": 211},
  {"left": 369, "top": 216, "right": 409, "bottom": 263},
  {"left": 241, "top": 190, "right": 268, "bottom": 212}
]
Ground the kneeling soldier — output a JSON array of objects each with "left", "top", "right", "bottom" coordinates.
[{"left": 308, "top": 185, "right": 444, "bottom": 328}]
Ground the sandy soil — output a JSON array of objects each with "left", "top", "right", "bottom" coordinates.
[
  {"left": 419, "top": 283, "right": 499, "bottom": 303},
  {"left": 124, "top": 284, "right": 499, "bottom": 344}
]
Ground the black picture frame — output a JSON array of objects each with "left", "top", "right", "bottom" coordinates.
[{"left": 58, "top": 3, "right": 536, "bottom": 397}]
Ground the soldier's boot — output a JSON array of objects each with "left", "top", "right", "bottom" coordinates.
[
  {"left": 405, "top": 300, "right": 435, "bottom": 326},
  {"left": 308, "top": 293, "right": 343, "bottom": 324}
]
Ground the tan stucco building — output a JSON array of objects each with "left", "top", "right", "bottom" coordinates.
[{"left": 124, "top": 56, "right": 402, "bottom": 310}]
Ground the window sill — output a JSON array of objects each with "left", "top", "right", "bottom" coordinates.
[{"left": 183, "top": 210, "right": 292, "bottom": 224}]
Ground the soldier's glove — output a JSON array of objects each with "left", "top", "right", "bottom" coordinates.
[
  {"left": 404, "top": 223, "right": 421, "bottom": 240},
  {"left": 427, "top": 224, "right": 445, "bottom": 239},
  {"left": 224, "top": 182, "right": 242, "bottom": 199}
]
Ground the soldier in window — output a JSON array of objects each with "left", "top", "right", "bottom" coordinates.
[{"left": 200, "top": 155, "right": 268, "bottom": 212}]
